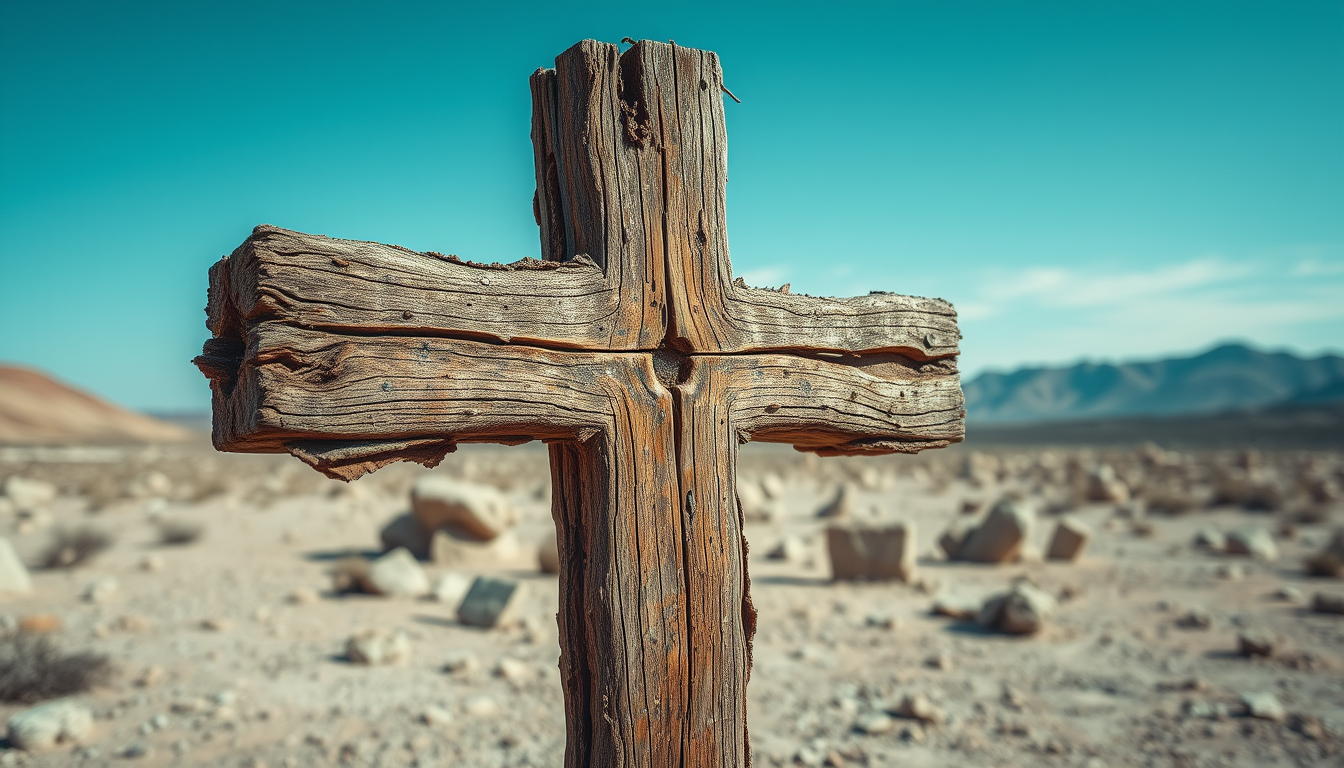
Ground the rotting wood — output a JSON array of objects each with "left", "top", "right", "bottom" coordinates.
[{"left": 194, "top": 38, "right": 964, "bottom": 768}]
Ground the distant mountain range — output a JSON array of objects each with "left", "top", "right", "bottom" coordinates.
[
  {"left": 0, "top": 365, "right": 194, "bottom": 445},
  {"left": 964, "top": 344, "right": 1344, "bottom": 424}
]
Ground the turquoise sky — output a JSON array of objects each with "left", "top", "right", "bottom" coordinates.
[{"left": 1, "top": 1, "right": 1341, "bottom": 412}]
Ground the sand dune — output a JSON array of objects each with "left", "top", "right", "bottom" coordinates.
[{"left": 0, "top": 365, "right": 193, "bottom": 445}]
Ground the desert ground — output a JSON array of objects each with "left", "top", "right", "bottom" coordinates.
[{"left": 1, "top": 438, "right": 1342, "bottom": 767}]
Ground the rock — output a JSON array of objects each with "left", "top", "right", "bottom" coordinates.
[
  {"left": 431, "top": 572, "right": 472, "bottom": 607},
  {"left": 1175, "top": 609, "right": 1213, "bottom": 630},
  {"left": 1225, "top": 528, "right": 1278, "bottom": 561},
  {"left": 287, "top": 587, "right": 320, "bottom": 605},
  {"left": 855, "top": 712, "right": 894, "bottom": 735},
  {"left": 1046, "top": 517, "right": 1090, "bottom": 562},
  {"left": 82, "top": 577, "right": 119, "bottom": 603},
  {"left": 430, "top": 528, "right": 522, "bottom": 568},
  {"left": 420, "top": 706, "right": 453, "bottom": 727},
  {"left": 1087, "top": 465, "right": 1129, "bottom": 503},
  {"left": 538, "top": 531, "right": 561, "bottom": 574},
  {"left": 931, "top": 594, "right": 981, "bottom": 620},
  {"left": 1304, "top": 529, "right": 1344, "bottom": 577},
  {"left": 138, "top": 554, "right": 164, "bottom": 573},
  {"left": 345, "top": 628, "right": 411, "bottom": 665},
  {"left": 1, "top": 476, "right": 56, "bottom": 511},
  {"left": 134, "top": 666, "right": 165, "bottom": 688},
  {"left": 0, "top": 537, "right": 31, "bottom": 595},
  {"left": 18, "top": 614, "right": 61, "bottom": 633},
  {"left": 765, "top": 535, "right": 806, "bottom": 562},
  {"left": 816, "top": 484, "right": 853, "bottom": 519},
  {"left": 7, "top": 699, "right": 94, "bottom": 751},
  {"left": 924, "top": 651, "right": 953, "bottom": 670},
  {"left": 958, "top": 498, "right": 1034, "bottom": 563},
  {"left": 736, "top": 481, "right": 773, "bottom": 521},
  {"left": 1271, "top": 585, "right": 1303, "bottom": 603},
  {"left": 892, "top": 693, "right": 944, "bottom": 725},
  {"left": 462, "top": 695, "right": 500, "bottom": 717},
  {"left": 457, "top": 577, "right": 523, "bottom": 628},
  {"left": 825, "top": 522, "right": 915, "bottom": 582},
  {"left": 1240, "top": 691, "right": 1286, "bottom": 722},
  {"left": 441, "top": 651, "right": 478, "bottom": 675},
  {"left": 1310, "top": 592, "right": 1344, "bottom": 615},
  {"left": 1192, "top": 528, "right": 1226, "bottom": 551},
  {"left": 977, "top": 579, "right": 1056, "bottom": 635},
  {"left": 760, "top": 473, "right": 785, "bottom": 499},
  {"left": 493, "top": 658, "right": 534, "bottom": 682},
  {"left": 1237, "top": 629, "right": 1276, "bottom": 657},
  {"left": 199, "top": 618, "right": 231, "bottom": 631},
  {"left": 937, "top": 518, "right": 977, "bottom": 560},
  {"left": 364, "top": 547, "right": 430, "bottom": 598},
  {"left": 378, "top": 513, "right": 432, "bottom": 560},
  {"left": 411, "top": 476, "right": 515, "bottom": 541}
]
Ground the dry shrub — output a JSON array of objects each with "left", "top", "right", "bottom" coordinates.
[
  {"left": 0, "top": 634, "right": 113, "bottom": 703},
  {"left": 155, "top": 519, "right": 205, "bottom": 546},
  {"left": 39, "top": 526, "right": 113, "bottom": 569}
]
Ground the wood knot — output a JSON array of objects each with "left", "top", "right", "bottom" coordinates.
[{"left": 651, "top": 348, "right": 691, "bottom": 388}]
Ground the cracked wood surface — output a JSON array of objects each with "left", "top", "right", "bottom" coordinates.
[{"left": 194, "top": 37, "right": 963, "bottom": 768}]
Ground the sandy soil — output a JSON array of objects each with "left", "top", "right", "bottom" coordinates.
[{"left": 0, "top": 440, "right": 1341, "bottom": 767}]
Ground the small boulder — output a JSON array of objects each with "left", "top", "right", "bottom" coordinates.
[
  {"left": 937, "top": 518, "right": 977, "bottom": 561},
  {"left": 1086, "top": 465, "right": 1129, "bottom": 503},
  {"left": 430, "top": 528, "right": 521, "bottom": 568},
  {"left": 1045, "top": 517, "right": 1090, "bottom": 562},
  {"left": 977, "top": 580, "right": 1056, "bottom": 635},
  {"left": 345, "top": 628, "right": 411, "bottom": 665},
  {"left": 765, "top": 536, "right": 806, "bottom": 562},
  {"left": 892, "top": 694, "right": 944, "bottom": 725},
  {"left": 1192, "top": 528, "right": 1227, "bottom": 551},
  {"left": 1310, "top": 592, "right": 1344, "bottom": 615},
  {"left": 1, "top": 476, "right": 57, "bottom": 511},
  {"left": 1304, "top": 529, "right": 1344, "bottom": 577},
  {"left": 411, "top": 476, "right": 515, "bottom": 541},
  {"left": 0, "top": 537, "right": 32, "bottom": 595},
  {"left": 537, "top": 531, "right": 561, "bottom": 575},
  {"left": 431, "top": 572, "right": 472, "bottom": 607},
  {"left": 958, "top": 498, "right": 1034, "bottom": 563},
  {"left": 1225, "top": 528, "right": 1278, "bottom": 561},
  {"left": 379, "top": 513, "right": 433, "bottom": 560},
  {"left": 826, "top": 522, "right": 915, "bottom": 582},
  {"left": 364, "top": 548, "right": 430, "bottom": 598},
  {"left": 1241, "top": 691, "right": 1286, "bottom": 722},
  {"left": 815, "top": 484, "right": 854, "bottom": 519},
  {"left": 7, "top": 699, "right": 93, "bottom": 751},
  {"left": 1237, "top": 629, "right": 1276, "bottom": 658},
  {"left": 760, "top": 474, "right": 785, "bottom": 500},
  {"left": 457, "top": 577, "right": 523, "bottom": 628},
  {"left": 82, "top": 577, "right": 119, "bottom": 604},
  {"left": 855, "top": 712, "right": 894, "bottom": 735}
]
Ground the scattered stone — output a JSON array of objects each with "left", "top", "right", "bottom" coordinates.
[
  {"left": 1225, "top": 528, "right": 1278, "bottom": 561},
  {"left": 1087, "top": 465, "right": 1129, "bottom": 503},
  {"left": 958, "top": 498, "right": 1034, "bottom": 564},
  {"left": 1193, "top": 528, "right": 1226, "bottom": 551},
  {"left": 493, "top": 657, "right": 534, "bottom": 682},
  {"left": 18, "top": 614, "right": 61, "bottom": 633},
  {"left": 937, "top": 517, "right": 977, "bottom": 560},
  {"left": 1, "top": 477, "right": 56, "bottom": 511},
  {"left": 1175, "top": 609, "right": 1213, "bottom": 630},
  {"left": 538, "top": 530, "right": 561, "bottom": 574},
  {"left": 378, "top": 513, "right": 432, "bottom": 560},
  {"left": 457, "top": 577, "right": 523, "bottom": 628},
  {"left": 441, "top": 651, "right": 478, "bottom": 675},
  {"left": 931, "top": 594, "right": 981, "bottom": 620},
  {"left": 765, "top": 535, "right": 806, "bottom": 562},
  {"left": 1304, "top": 529, "right": 1344, "bottom": 577},
  {"left": 345, "top": 628, "right": 411, "bottom": 665},
  {"left": 1046, "top": 517, "right": 1090, "bottom": 562},
  {"left": 1215, "top": 563, "right": 1246, "bottom": 581},
  {"left": 815, "top": 484, "right": 853, "bottom": 519},
  {"left": 924, "top": 651, "right": 953, "bottom": 670},
  {"left": 1271, "top": 585, "right": 1303, "bottom": 603},
  {"left": 112, "top": 614, "right": 150, "bottom": 633},
  {"left": 364, "top": 547, "right": 430, "bottom": 598},
  {"left": 462, "top": 695, "right": 500, "bottom": 717},
  {"left": 138, "top": 554, "right": 164, "bottom": 573},
  {"left": 411, "top": 476, "right": 515, "bottom": 541},
  {"left": 118, "top": 742, "right": 151, "bottom": 759},
  {"left": 6, "top": 699, "right": 93, "bottom": 751},
  {"left": 855, "top": 712, "right": 894, "bottom": 735},
  {"left": 199, "top": 617, "right": 231, "bottom": 632},
  {"left": 134, "top": 666, "right": 165, "bottom": 688},
  {"left": 1237, "top": 629, "right": 1276, "bottom": 657},
  {"left": 431, "top": 572, "right": 472, "bottom": 608},
  {"left": 420, "top": 705, "right": 453, "bottom": 726},
  {"left": 1240, "top": 691, "right": 1286, "bottom": 722},
  {"left": 1310, "top": 592, "right": 1344, "bottom": 615},
  {"left": 825, "top": 522, "right": 915, "bottom": 582},
  {"left": 0, "top": 537, "right": 32, "bottom": 595},
  {"left": 892, "top": 693, "right": 944, "bottom": 725},
  {"left": 82, "top": 577, "right": 119, "bottom": 604},
  {"left": 977, "top": 579, "right": 1056, "bottom": 635},
  {"left": 736, "top": 481, "right": 773, "bottom": 522},
  {"left": 287, "top": 586, "right": 320, "bottom": 605},
  {"left": 864, "top": 613, "right": 897, "bottom": 630},
  {"left": 759, "top": 473, "right": 785, "bottom": 500}
]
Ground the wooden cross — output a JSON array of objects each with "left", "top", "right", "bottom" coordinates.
[{"left": 194, "top": 39, "right": 963, "bottom": 767}]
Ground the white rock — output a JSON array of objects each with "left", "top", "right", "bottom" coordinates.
[
  {"left": 0, "top": 537, "right": 32, "bottom": 595},
  {"left": 430, "top": 572, "right": 472, "bottom": 608},
  {"left": 411, "top": 476, "right": 515, "bottom": 541},
  {"left": 7, "top": 699, "right": 93, "bottom": 751},
  {"left": 959, "top": 498, "right": 1034, "bottom": 563},
  {"left": 978, "top": 580, "right": 1056, "bottom": 635},
  {"left": 1241, "top": 691, "right": 1286, "bottom": 722},
  {"left": 345, "top": 628, "right": 411, "bottom": 665},
  {"left": 855, "top": 712, "right": 894, "bottom": 734},
  {"left": 430, "top": 528, "right": 522, "bottom": 568},
  {"left": 760, "top": 474, "right": 785, "bottom": 499},
  {"left": 1192, "top": 528, "right": 1226, "bottom": 551},
  {"left": 420, "top": 706, "right": 453, "bottom": 727},
  {"left": 1225, "top": 528, "right": 1278, "bottom": 561},
  {"left": 493, "top": 657, "right": 534, "bottom": 682},
  {"left": 1, "top": 477, "right": 56, "bottom": 510},
  {"left": 462, "top": 695, "right": 500, "bottom": 717},
  {"left": 364, "top": 548, "right": 429, "bottom": 597},
  {"left": 82, "top": 577, "right": 119, "bottom": 603},
  {"left": 826, "top": 522, "right": 915, "bottom": 582}
]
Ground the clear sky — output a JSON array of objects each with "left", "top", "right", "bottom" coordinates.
[{"left": 1, "top": 0, "right": 1341, "bottom": 412}]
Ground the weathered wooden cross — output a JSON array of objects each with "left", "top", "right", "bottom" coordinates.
[{"left": 194, "top": 39, "right": 963, "bottom": 767}]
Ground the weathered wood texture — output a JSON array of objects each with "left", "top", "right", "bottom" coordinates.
[{"left": 194, "top": 37, "right": 964, "bottom": 768}]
